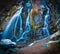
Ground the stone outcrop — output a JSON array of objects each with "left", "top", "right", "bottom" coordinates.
[{"left": 11, "top": 31, "right": 60, "bottom": 54}]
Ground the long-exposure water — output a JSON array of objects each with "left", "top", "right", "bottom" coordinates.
[{"left": 2, "top": 2, "right": 50, "bottom": 42}]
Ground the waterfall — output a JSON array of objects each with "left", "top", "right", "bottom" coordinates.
[
  {"left": 2, "top": 1, "right": 50, "bottom": 42},
  {"left": 2, "top": 7, "right": 23, "bottom": 39},
  {"left": 43, "top": 6, "right": 50, "bottom": 36},
  {"left": 2, "top": 1, "right": 31, "bottom": 42},
  {"left": 16, "top": 9, "right": 31, "bottom": 42},
  {"left": 2, "top": 7, "right": 31, "bottom": 41}
]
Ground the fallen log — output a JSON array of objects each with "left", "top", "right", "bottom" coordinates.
[{"left": 11, "top": 31, "right": 60, "bottom": 54}]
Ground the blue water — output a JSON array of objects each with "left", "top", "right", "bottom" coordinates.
[
  {"left": 17, "top": 11, "right": 31, "bottom": 42},
  {"left": 2, "top": 7, "right": 23, "bottom": 39},
  {"left": 2, "top": 2, "right": 50, "bottom": 42},
  {"left": 43, "top": 6, "right": 50, "bottom": 36},
  {"left": 2, "top": 2, "right": 31, "bottom": 42}
]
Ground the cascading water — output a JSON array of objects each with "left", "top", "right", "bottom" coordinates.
[
  {"left": 17, "top": 11, "right": 31, "bottom": 42},
  {"left": 2, "top": 7, "right": 23, "bottom": 39},
  {"left": 16, "top": 2, "right": 31, "bottom": 42},
  {"left": 2, "top": 1, "right": 31, "bottom": 42},
  {"left": 42, "top": 6, "right": 50, "bottom": 36},
  {"left": 2, "top": 1, "right": 50, "bottom": 42}
]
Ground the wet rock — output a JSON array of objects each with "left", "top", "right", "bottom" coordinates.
[
  {"left": 47, "top": 40, "right": 60, "bottom": 49},
  {"left": 47, "top": 31, "right": 60, "bottom": 52},
  {"left": 56, "top": 15, "right": 60, "bottom": 30},
  {"left": 11, "top": 31, "right": 60, "bottom": 54},
  {"left": 50, "top": 30, "right": 60, "bottom": 40},
  {"left": 11, "top": 36, "right": 50, "bottom": 54},
  {"left": 30, "top": 8, "right": 44, "bottom": 30}
]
